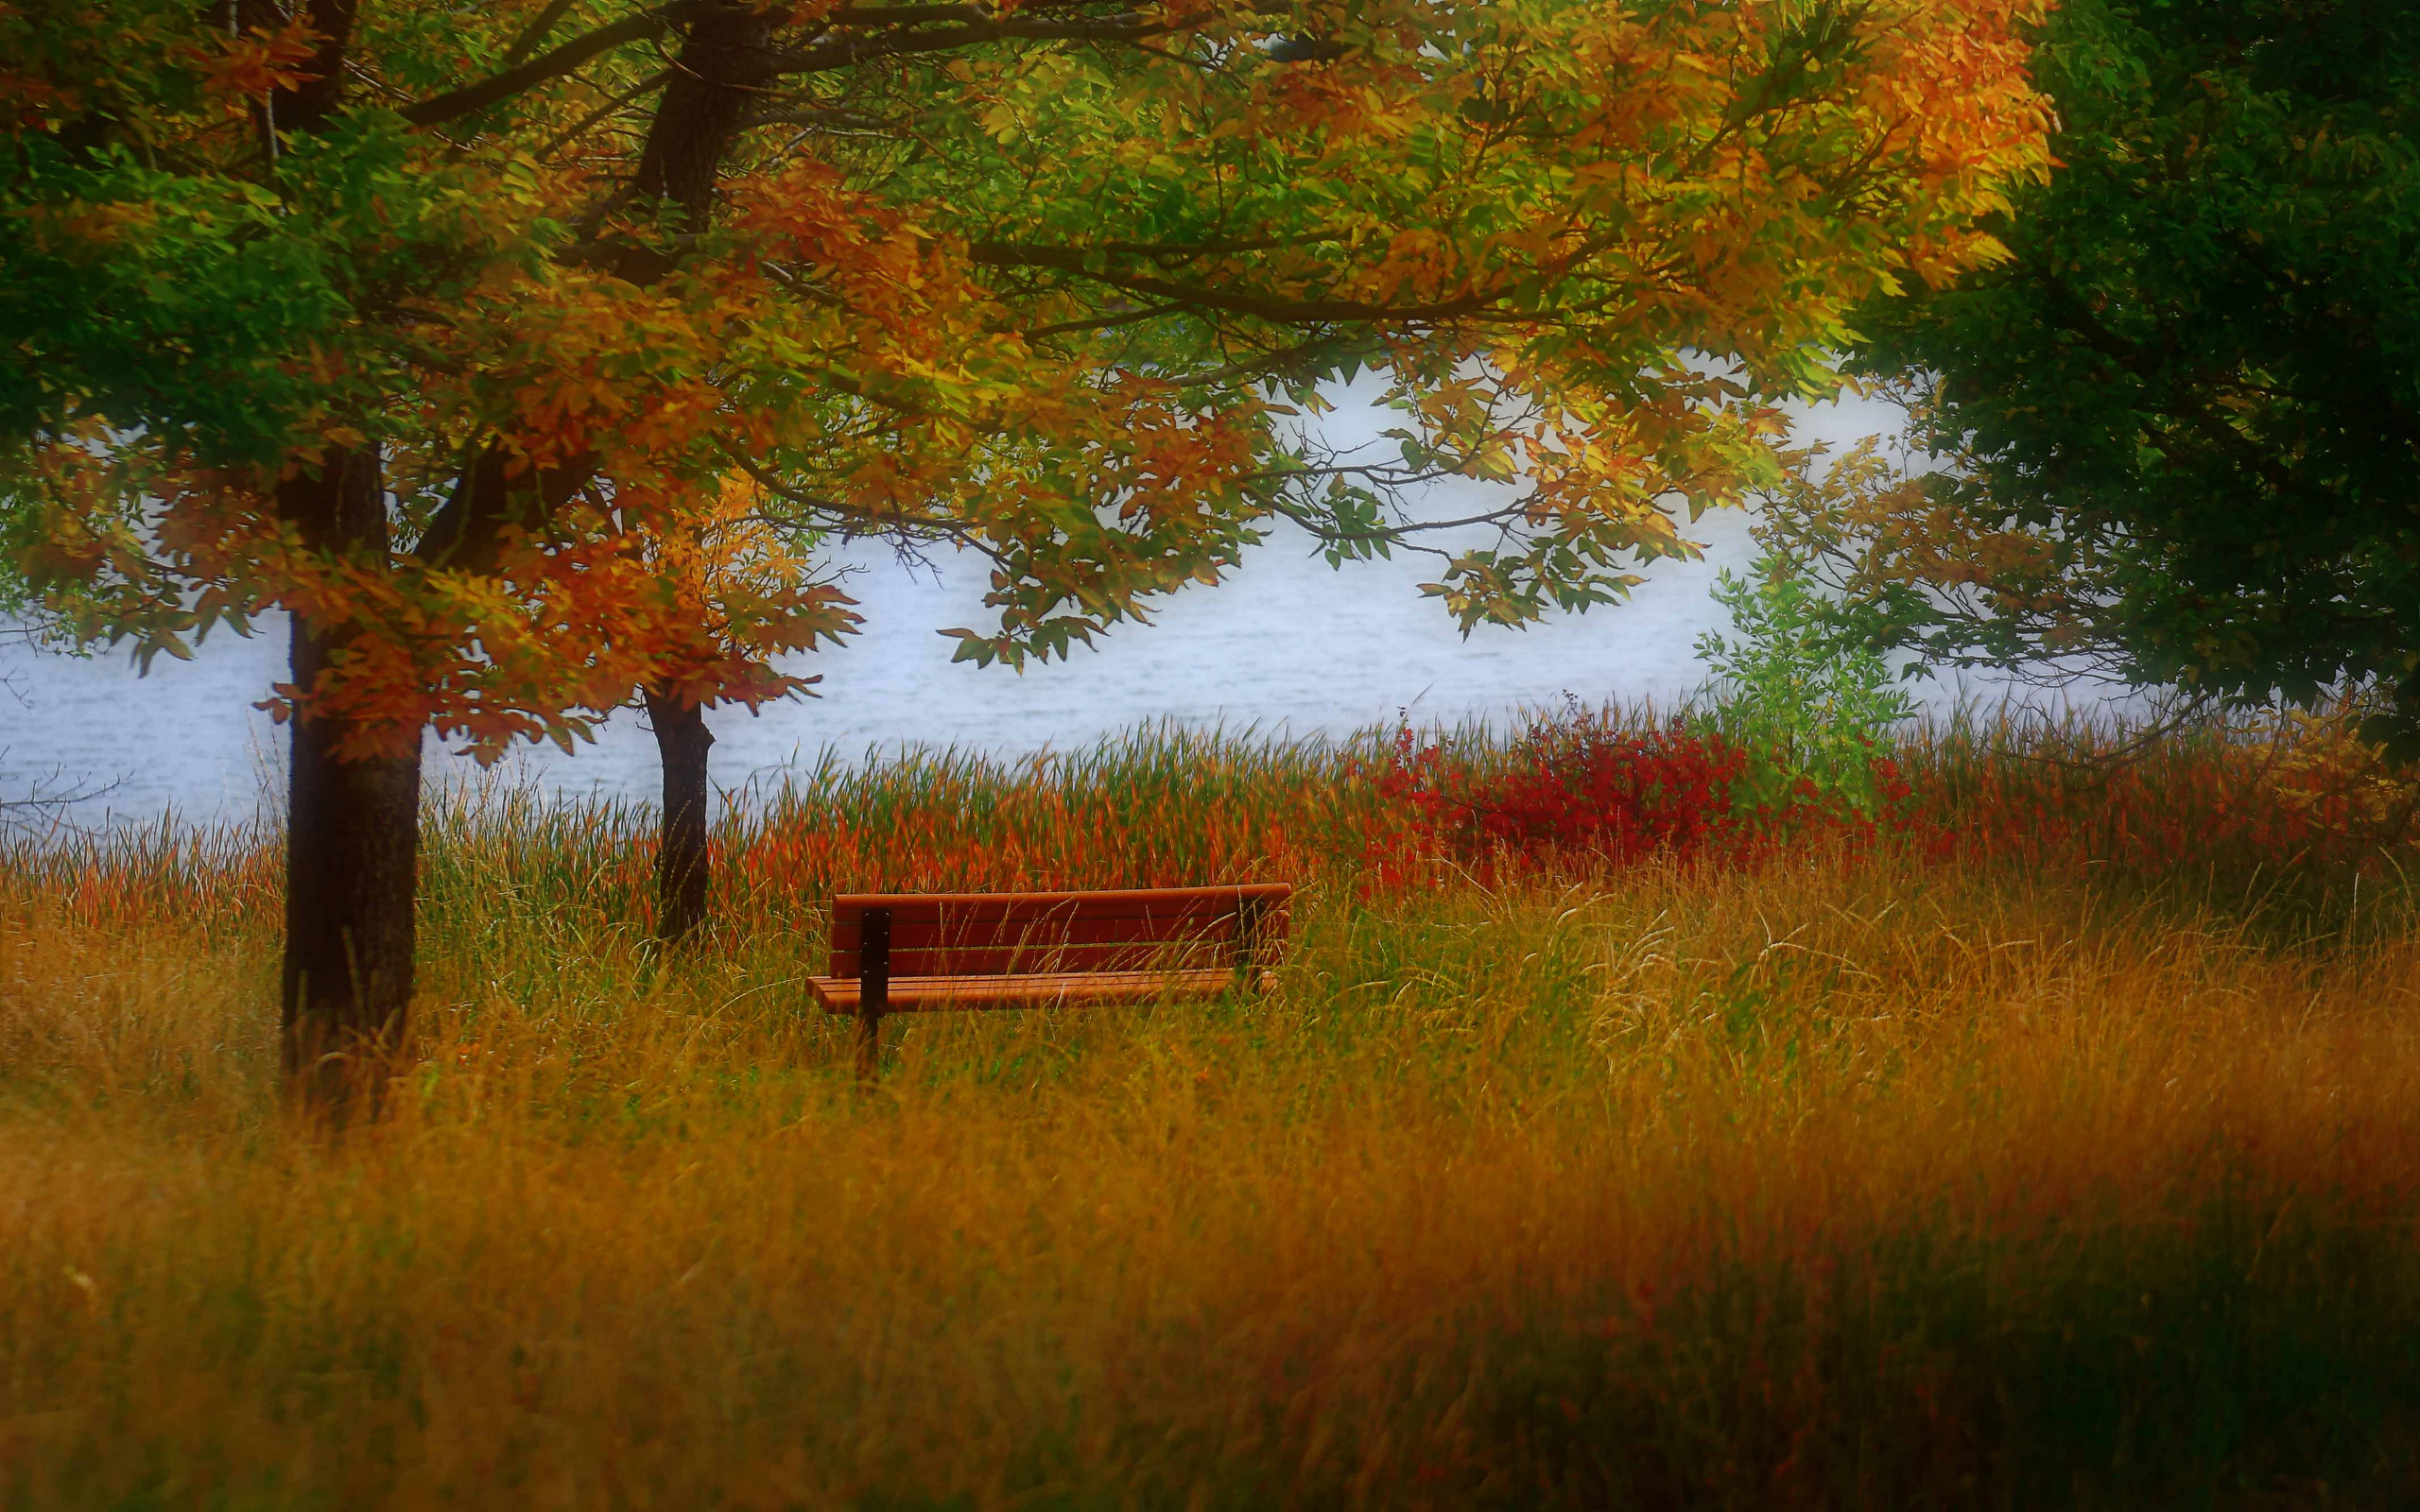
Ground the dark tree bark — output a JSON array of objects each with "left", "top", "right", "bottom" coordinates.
[
  {"left": 406, "top": 6, "right": 781, "bottom": 952},
  {"left": 277, "top": 444, "right": 421, "bottom": 1116},
  {"left": 266, "top": 0, "right": 361, "bottom": 128},
  {"left": 619, "top": 7, "right": 770, "bottom": 942},
  {"left": 644, "top": 684, "right": 716, "bottom": 947}
]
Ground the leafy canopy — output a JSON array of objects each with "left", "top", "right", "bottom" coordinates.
[
  {"left": 3, "top": 0, "right": 2054, "bottom": 759},
  {"left": 1786, "top": 0, "right": 2420, "bottom": 751}
]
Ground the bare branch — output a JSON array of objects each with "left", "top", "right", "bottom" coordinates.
[{"left": 0, "top": 740, "right": 124, "bottom": 840}]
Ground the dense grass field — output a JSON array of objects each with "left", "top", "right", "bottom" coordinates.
[{"left": 7, "top": 699, "right": 2420, "bottom": 1508}]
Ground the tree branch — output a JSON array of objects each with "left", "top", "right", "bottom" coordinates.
[
  {"left": 416, "top": 448, "right": 603, "bottom": 573},
  {"left": 968, "top": 241, "right": 1495, "bottom": 324},
  {"left": 719, "top": 446, "right": 1012, "bottom": 567},
  {"left": 503, "top": 0, "right": 585, "bottom": 68},
  {"left": 767, "top": 11, "right": 1175, "bottom": 74},
  {"left": 401, "top": 3, "right": 699, "bottom": 127},
  {"left": 1017, "top": 300, "right": 1187, "bottom": 338},
  {"left": 542, "top": 67, "right": 673, "bottom": 158}
]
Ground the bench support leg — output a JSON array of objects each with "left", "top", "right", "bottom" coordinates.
[
  {"left": 855, "top": 1005, "right": 882, "bottom": 1087},
  {"left": 856, "top": 905, "right": 891, "bottom": 1089},
  {"left": 1233, "top": 894, "right": 1266, "bottom": 992}
]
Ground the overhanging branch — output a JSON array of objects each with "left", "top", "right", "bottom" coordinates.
[
  {"left": 767, "top": 11, "right": 1175, "bottom": 74},
  {"left": 402, "top": 3, "right": 700, "bottom": 127},
  {"left": 968, "top": 241, "right": 1496, "bottom": 324}
]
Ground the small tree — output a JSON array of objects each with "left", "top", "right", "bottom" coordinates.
[{"left": 1691, "top": 520, "right": 1914, "bottom": 824}]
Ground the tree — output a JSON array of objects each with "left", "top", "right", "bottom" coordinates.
[
  {"left": 2, "top": 0, "right": 2054, "bottom": 1109},
  {"left": 594, "top": 0, "right": 2067, "bottom": 940},
  {"left": 1776, "top": 0, "right": 2420, "bottom": 754}
]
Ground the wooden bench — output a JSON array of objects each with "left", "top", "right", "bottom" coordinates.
[{"left": 808, "top": 884, "right": 1291, "bottom": 1080}]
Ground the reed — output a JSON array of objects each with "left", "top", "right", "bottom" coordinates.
[{"left": 5, "top": 698, "right": 2420, "bottom": 1507}]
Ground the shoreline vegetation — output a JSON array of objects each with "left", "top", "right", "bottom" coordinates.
[{"left": 8, "top": 695, "right": 2420, "bottom": 1507}]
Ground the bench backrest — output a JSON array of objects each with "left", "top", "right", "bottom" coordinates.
[{"left": 828, "top": 884, "right": 1291, "bottom": 979}]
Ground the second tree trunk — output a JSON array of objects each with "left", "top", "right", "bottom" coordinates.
[{"left": 646, "top": 685, "right": 715, "bottom": 946}]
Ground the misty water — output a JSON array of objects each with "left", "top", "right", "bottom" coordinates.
[{"left": 0, "top": 390, "right": 2118, "bottom": 826}]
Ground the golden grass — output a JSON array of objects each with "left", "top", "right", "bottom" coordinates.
[{"left": 7, "top": 707, "right": 2420, "bottom": 1507}]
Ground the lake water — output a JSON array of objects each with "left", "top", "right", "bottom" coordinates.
[{"left": 0, "top": 391, "right": 2117, "bottom": 825}]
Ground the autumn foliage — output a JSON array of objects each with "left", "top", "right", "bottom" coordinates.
[
  {"left": 3, "top": 0, "right": 2061, "bottom": 757},
  {"left": 1356, "top": 712, "right": 1917, "bottom": 890},
  {"left": 1349, "top": 693, "right": 2420, "bottom": 901},
  {"left": 0, "top": 0, "right": 2066, "bottom": 1088}
]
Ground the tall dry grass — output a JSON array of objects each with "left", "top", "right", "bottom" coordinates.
[{"left": 6, "top": 702, "right": 2420, "bottom": 1507}]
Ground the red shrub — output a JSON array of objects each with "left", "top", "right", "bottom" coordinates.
[{"left": 1353, "top": 713, "right": 1912, "bottom": 890}]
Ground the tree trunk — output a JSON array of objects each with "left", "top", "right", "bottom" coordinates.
[
  {"left": 626, "top": 6, "right": 757, "bottom": 951},
  {"left": 277, "top": 443, "right": 421, "bottom": 1117},
  {"left": 645, "top": 683, "right": 715, "bottom": 947}
]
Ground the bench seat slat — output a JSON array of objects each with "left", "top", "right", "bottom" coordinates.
[
  {"left": 866, "top": 942, "right": 1232, "bottom": 977},
  {"left": 838, "top": 900, "right": 1263, "bottom": 930},
  {"left": 830, "top": 891, "right": 1289, "bottom": 979},
  {"left": 832, "top": 907, "right": 1289, "bottom": 957},
  {"left": 833, "top": 925, "right": 1288, "bottom": 978},
  {"left": 833, "top": 884, "right": 1289, "bottom": 921},
  {"left": 809, "top": 967, "right": 1277, "bottom": 1015}
]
